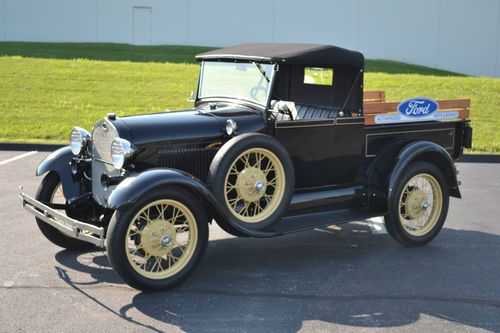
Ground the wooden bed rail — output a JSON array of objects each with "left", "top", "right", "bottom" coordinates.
[
  {"left": 363, "top": 98, "right": 470, "bottom": 125},
  {"left": 363, "top": 91, "right": 386, "bottom": 103}
]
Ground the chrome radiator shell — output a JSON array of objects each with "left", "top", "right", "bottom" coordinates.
[{"left": 91, "top": 118, "right": 120, "bottom": 207}]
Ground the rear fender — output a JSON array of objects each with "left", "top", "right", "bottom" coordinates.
[
  {"left": 388, "top": 141, "right": 461, "bottom": 208},
  {"left": 107, "top": 168, "right": 279, "bottom": 238},
  {"left": 36, "top": 146, "right": 81, "bottom": 198}
]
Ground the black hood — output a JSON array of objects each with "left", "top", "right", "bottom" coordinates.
[{"left": 111, "top": 106, "right": 266, "bottom": 147}]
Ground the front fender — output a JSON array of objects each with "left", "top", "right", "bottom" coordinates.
[
  {"left": 37, "top": 146, "right": 80, "bottom": 198},
  {"left": 388, "top": 141, "right": 461, "bottom": 208},
  {"left": 107, "top": 168, "right": 279, "bottom": 238}
]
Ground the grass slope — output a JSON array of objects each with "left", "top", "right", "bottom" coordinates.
[{"left": 0, "top": 42, "right": 498, "bottom": 153}]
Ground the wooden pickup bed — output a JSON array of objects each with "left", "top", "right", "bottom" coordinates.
[
  {"left": 363, "top": 91, "right": 386, "bottom": 103},
  {"left": 362, "top": 91, "right": 470, "bottom": 126}
]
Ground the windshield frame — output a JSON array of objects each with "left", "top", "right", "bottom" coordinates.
[{"left": 196, "top": 60, "right": 278, "bottom": 111}]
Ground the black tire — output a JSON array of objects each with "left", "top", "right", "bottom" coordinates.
[
  {"left": 384, "top": 161, "right": 449, "bottom": 247},
  {"left": 208, "top": 133, "right": 295, "bottom": 230},
  {"left": 106, "top": 187, "right": 208, "bottom": 291},
  {"left": 35, "top": 172, "right": 94, "bottom": 251}
]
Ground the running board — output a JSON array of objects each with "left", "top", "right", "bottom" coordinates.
[
  {"left": 266, "top": 209, "right": 384, "bottom": 234},
  {"left": 288, "top": 186, "right": 362, "bottom": 211}
]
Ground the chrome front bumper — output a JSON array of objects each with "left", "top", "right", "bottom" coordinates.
[{"left": 20, "top": 191, "right": 105, "bottom": 247}]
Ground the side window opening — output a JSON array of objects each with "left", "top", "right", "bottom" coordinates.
[{"left": 303, "top": 67, "right": 334, "bottom": 86}]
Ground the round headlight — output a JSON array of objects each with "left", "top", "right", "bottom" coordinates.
[
  {"left": 69, "top": 127, "right": 91, "bottom": 155},
  {"left": 225, "top": 119, "right": 238, "bottom": 136},
  {"left": 111, "top": 138, "right": 133, "bottom": 169}
]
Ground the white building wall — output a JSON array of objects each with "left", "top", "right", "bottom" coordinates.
[
  {"left": 436, "top": 0, "right": 500, "bottom": 77},
  {"left": 3, "top": 0, "right": 97, "bottom": 42},
  {"left": 1, "top": 0, "right": 5, "bottom": 41},
  {"left": 1, "top": 0, "right": 499, "bottom": 77},
  {"left": 357, "top": 0, "right": 441, "bottom": 67}
]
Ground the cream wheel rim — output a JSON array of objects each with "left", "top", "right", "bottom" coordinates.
[
  {"left": 125, "top": 199, "right": 198, "bottom": 279},
  {"left": 224, "top": 148, "right": 286, "bottom": 223},
  {"left": 398, "top": 173, "right": 443, "bottom": 237}
]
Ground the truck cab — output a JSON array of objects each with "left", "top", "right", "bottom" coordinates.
[{"left": 21, "top": 43, "right": 472, "bottom": 291}]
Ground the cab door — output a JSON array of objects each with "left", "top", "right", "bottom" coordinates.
[{"left": 274, "top": 117, "right": 364, "bottom": 190}]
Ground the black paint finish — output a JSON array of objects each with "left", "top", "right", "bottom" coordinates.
[
  {"left": 98, "top": 106, "right": 267, "bottom": 177},
  {"left": 33, "top": 44, "right": 471, "bottom": 238},
  {"left": 36, "top": 146, "right": 81, "bottom": 198},
  {"left": 107, "top": 168, "right": 279, "bottom": 238}
]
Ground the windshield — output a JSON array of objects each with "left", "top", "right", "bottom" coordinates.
[{"left": 198, "top": 61, "right": 275, "bottom": 106}]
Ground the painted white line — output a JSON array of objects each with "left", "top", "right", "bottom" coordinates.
[{"left": 0, "top": 151, "right": 38, "bottom": 166}]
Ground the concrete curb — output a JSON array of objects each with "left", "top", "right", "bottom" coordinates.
[
  {"left": 1, "top": 142, "right": 499, "bottom": 163},
  {"left": 457, "top": 154, "right": 500, "bottom": 163},
  {"left": 0, "top": 143, "right": 65, "bottom": 152}
]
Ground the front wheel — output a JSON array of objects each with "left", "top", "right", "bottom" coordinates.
[
  {"left": 384, "top": 161, "right": 449, "bottom": 247},
  {"left": 208, "top": 133, "right": 294, "bottom": 230},
  {"left": 106, "top": 187, "right": 208, "bottom": 291},
  {"left": 35, "top": 171, "right": 94, "bottom": 251}
]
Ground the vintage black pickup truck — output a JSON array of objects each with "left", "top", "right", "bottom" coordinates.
[{"left": 20, "top": 43, "right": 473, "bottom": 290}]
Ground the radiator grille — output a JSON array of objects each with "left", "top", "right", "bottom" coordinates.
[
  {"left": 92, "top": 119, "right": 119, "bottom": 163},
  {"left": 158, "top": 147, "right": 219, "bottom": 182},
  {"left": 91, "top": 118, "right": 120, "bottom": 206}
]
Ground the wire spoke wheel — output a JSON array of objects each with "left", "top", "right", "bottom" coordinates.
[
  {"left": 125, "top": 199, "right": 198, "bottom": 280},
  {"left": 223, "top": 148, "right": 286, "bottom": 223},
  {"left": 398, "top": 173, "right": 443, "bottom": 237}
]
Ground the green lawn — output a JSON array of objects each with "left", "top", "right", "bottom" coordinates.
[{"left": 0, "top": 42, "right": 498, "bottom": 153}]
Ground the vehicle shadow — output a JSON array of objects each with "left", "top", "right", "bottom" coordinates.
[{"left": 55, "top": 223, "right": 500, "bottom": 332}]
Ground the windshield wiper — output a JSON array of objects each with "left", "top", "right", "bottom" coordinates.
[{"left": 253, "top": 62, "right": 270, "bottom": 83}]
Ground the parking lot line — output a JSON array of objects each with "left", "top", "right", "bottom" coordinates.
[{"left": 0, "top": 151, "right": 38, "bottom": 166}]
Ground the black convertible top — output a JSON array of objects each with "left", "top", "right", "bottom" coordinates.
[{"left": 196, "top": 43, "right": 364, "bottom": 69}]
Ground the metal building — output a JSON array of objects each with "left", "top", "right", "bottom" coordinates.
[{"left": 1, "top": 0, "right": 499, "bottom": 77}]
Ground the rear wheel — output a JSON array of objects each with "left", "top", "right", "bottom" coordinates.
[
  {"left": 106, "top": 187, "right": 208, "bottom": 291},
  {"left": 35, "top": 172, "right": 94, "bottom": 251},
  {"left": 385, "top": 162, "right": 449, "bottom": 247}
]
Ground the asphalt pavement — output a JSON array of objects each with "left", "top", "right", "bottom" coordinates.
[{"left": 0, "top": 150, "right": 499, "bottom": 332}]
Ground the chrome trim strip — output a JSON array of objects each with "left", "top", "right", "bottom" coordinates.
[
  {"left": 365, "top": 128, "right": 455, "bottom": 157},
  {"left": 20, "top": 192, "right": 105, "bottom": 247},
  {"left": 336, "top": 117, "right": 365, "bottom": 125},
  {"left": 275, "top": 119, "right": 335, "bottom": 129},
  {"left": 275, "top": 116, "right": 365, "bottom": 129}
]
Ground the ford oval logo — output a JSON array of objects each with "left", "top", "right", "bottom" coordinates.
[{"left": 397, "top": 97, "right": 439, "bottom": 118}]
